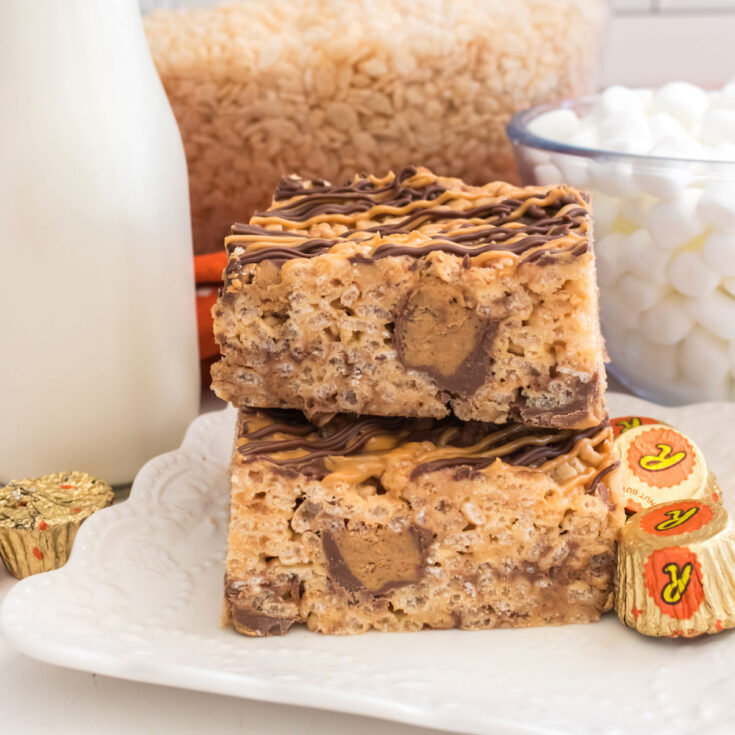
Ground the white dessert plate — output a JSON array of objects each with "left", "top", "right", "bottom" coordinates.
[{"left": 3, "top": 393, "right": 735, "bottom": 735}]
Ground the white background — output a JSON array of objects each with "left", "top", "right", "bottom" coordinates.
[{"left": 605, "top": 0, "right": 735, "bottom": 87}]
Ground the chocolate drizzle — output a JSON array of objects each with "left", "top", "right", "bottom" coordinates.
[
  {"left": 409, "top": 421, "right": 607, "bottom": 480},
  {"left": 588, "top": 460, "right": 621, "bottom": 495},
  {"left": 224, "top": 168, "right": 589, "bottom": 274},
  {"left": 238, "top": 413, "right": 408, "bottom": 480},
  {"left": 237, "top": 410, "right": 613, "bottom": 483},
  {"left": 263, "top": 166, "right": 446, "bottom": 221}
]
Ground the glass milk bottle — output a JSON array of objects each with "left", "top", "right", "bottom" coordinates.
[{"left": 0, "top": 0, "right": 200, "bottom": 484}]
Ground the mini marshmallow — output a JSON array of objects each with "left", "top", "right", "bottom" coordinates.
[
  {"left": 532, "top": 163, "right": 563, "bottom": 186},
  {"left": 600, "top": 319, "right": 629, "bottom": 355},
  {"left": 589, "top": 160, "right": 636, "bottom": 198},
  {"left": 528, "top": 108, "right": 580, "bottom": 141},
  {"left": 594, "top": 231, "right": 627, "bottom": 286},
  {"left": 697, "top": 181, "right": 735, "bottom": 232},
  {"left": 646, "top": 189, "right": 703, "bottom": 250},
  {"left": 632, "top": 139, "right": 697, "bottom": 197},
  {"left": 640, "top": 294, "right": 694, "bottom": 345},
  {"left": 522, "top": 147, "right": 551, "bottom": 167},
  {"left": 624, "top": 229, "right": 670, "bottom": 285},
  {"left": 613, "top": 352, "right": 681, "bottom": 402},
  {"left": 619, "top": 195, "right": 655, "bottom": 229},
  {"left": 590, "top": 191, "right": 619, "bottom": 235},
  {"left": 653, "top": 81, "right": 709, "bottom": 130},
  {"left": 617, "top": 229, "right": 654, "bottom": 275},
  {"left": 567, "top": 127, "right": 599, "bottom": 150},
  {"left": 595, "top": 86, "right": 650, "bottom": 119},
  {"left": 667, "top": 251, "right": 720, "bottom": 298},
  {"left": 706, "top": 142, "right": 735, "bottom": 162},
  {"left": 600, "top": 287, "right": 641, "bottom": 331},
  {"left": 632, "top": 166, "right": 687, "bottom": 200},
  {"left": 647, "top": 111, "right": 688, "bottom": 145},
  {"left": 684, "top": 289, "right": 735, "bottom": 341},
  {"left": 679, "top": 326, "right": 730, "bottom": 384},
  {"left": 620, "top": 331, "right": 679, "bottom": 382},
  {"left": 617, "top": 273, "right": 667, "bottom": 312},
  {"left": 598, "top": 115, "right": 651, "bottom": 155},
  {"left": 700, "top": 109, "right": 735, "bottom": 147},
  {"left": 711, "top": 84, "right": 735, "bottom": 112},
  {"left": 723, "top": 276, "right": 735, "bottom": 297},
  {"left": 720, "top": 80, "right": 735, "bottom": 106},
  {"left": 649, "top": 135, "right": 705, "bottom": 161},
  {"left": 553, "top": 152, "right": 590, "bottom": 189},
  {"left": 702, "top": 232, "right": 735, "bottom": 276}
]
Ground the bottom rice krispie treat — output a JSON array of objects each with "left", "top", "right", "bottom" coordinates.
[{"left": 224, "top": 409, "right": 624, "bottom": 636}]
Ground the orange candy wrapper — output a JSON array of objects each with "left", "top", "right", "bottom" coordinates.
[
  {"left": 615, "top": 499, "right": 735, "bottom": 637},
  {"left": 610, "top": 417, "right": 721, "bottom": 513},
  {"left": 194, "top": 252, "right": 228, "bottom": 383}
]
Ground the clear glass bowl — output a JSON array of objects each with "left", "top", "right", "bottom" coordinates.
[{"left": 508, "top": 98, "right": 735, "bottom": 405}]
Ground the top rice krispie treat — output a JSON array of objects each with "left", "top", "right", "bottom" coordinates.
[{"left": 212, "top": 166, "right": 607, "bottom": 428}]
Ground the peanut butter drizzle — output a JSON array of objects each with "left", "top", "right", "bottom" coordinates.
[
  {"left": 263, "top": 167, "right": 581, "bottom": 225},
  {"left": 251, "top": 183, "right": 585, "bottom": 230},
  {"left": 236, "top": 411, "right": 616, "bottom": 495},
  {"left": 224, "top": 167, "right": 588, "bottom": 275},
  {"left": 544, "top": 429, "right": 616, "bottom": 495}
]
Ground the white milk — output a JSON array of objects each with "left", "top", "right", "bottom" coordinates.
[{"left": 0, "top": 0, "right": 200, "bottom": 484}]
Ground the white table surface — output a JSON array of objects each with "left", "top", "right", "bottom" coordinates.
[
  {"left": 0, "top": 574, "right": 445, "bottom": 735},
  {"left": 0, "top": 389, "right": 449, "bottom": 735}
]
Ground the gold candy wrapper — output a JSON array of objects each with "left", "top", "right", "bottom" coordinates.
[
  {"left": 0, "top": 471, "right": 114, "bottom": 579},
  {"left": 615, "top": 499, "right": 735, "bottom": 637},
  {"left": 612, "top": 420, "right": 721, "bottom": 513}
]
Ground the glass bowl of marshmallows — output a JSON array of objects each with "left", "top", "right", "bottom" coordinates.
[{"left": 508, "top": 82, "right": 735, "bottom": 404}]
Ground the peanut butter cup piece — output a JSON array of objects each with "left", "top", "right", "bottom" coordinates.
[
  {"left": 394, "top": 282, "right": 496, "bottom": 396},
  {"left": 322, "top": 525, "right": 432, "bottom": 594}
]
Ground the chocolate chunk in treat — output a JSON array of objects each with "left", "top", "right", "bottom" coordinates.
[
  {"left": 394, "top": 282, "right": 497, "bottom": 396},
  {"left": 322, "top": 525, "right": 432, "bottom": 594},
  {"left": 511, "top": 375, "right": 603, "bottom": 430},
  {"left": 231, "top": 607, "right": 299, "bottom": 636}
]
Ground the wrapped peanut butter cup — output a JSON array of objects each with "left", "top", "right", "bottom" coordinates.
[
  {"left": 611, "top": 415, "right": 662, "bottom": 439},
  {"left": 0, "top": 471, "right": 114, "bottom": 578},
  {"left": 616, "top": 499, "right": 735, "bottom": 637},
  {"left": 613, "top": 422, "right": 720, "bottom": 513}
]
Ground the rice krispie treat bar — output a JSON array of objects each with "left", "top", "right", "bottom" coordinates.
[
  {"left": 212, "top": 167, "right": 606, "bottom": 429},
  {"left": 224, "top": 409, "right": 624, "bottom": 636}
]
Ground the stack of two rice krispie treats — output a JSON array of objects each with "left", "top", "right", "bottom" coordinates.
[{"left": 212, "top": 166, "right": 624, "bottom": 636}]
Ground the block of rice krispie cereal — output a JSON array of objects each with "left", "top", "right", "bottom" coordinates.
[
  {"left": 223, "top": 409, "right": 624, "bottom": 636},
  {"left": 212, "top": 166, "right": 606, "bottom": 429}
]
